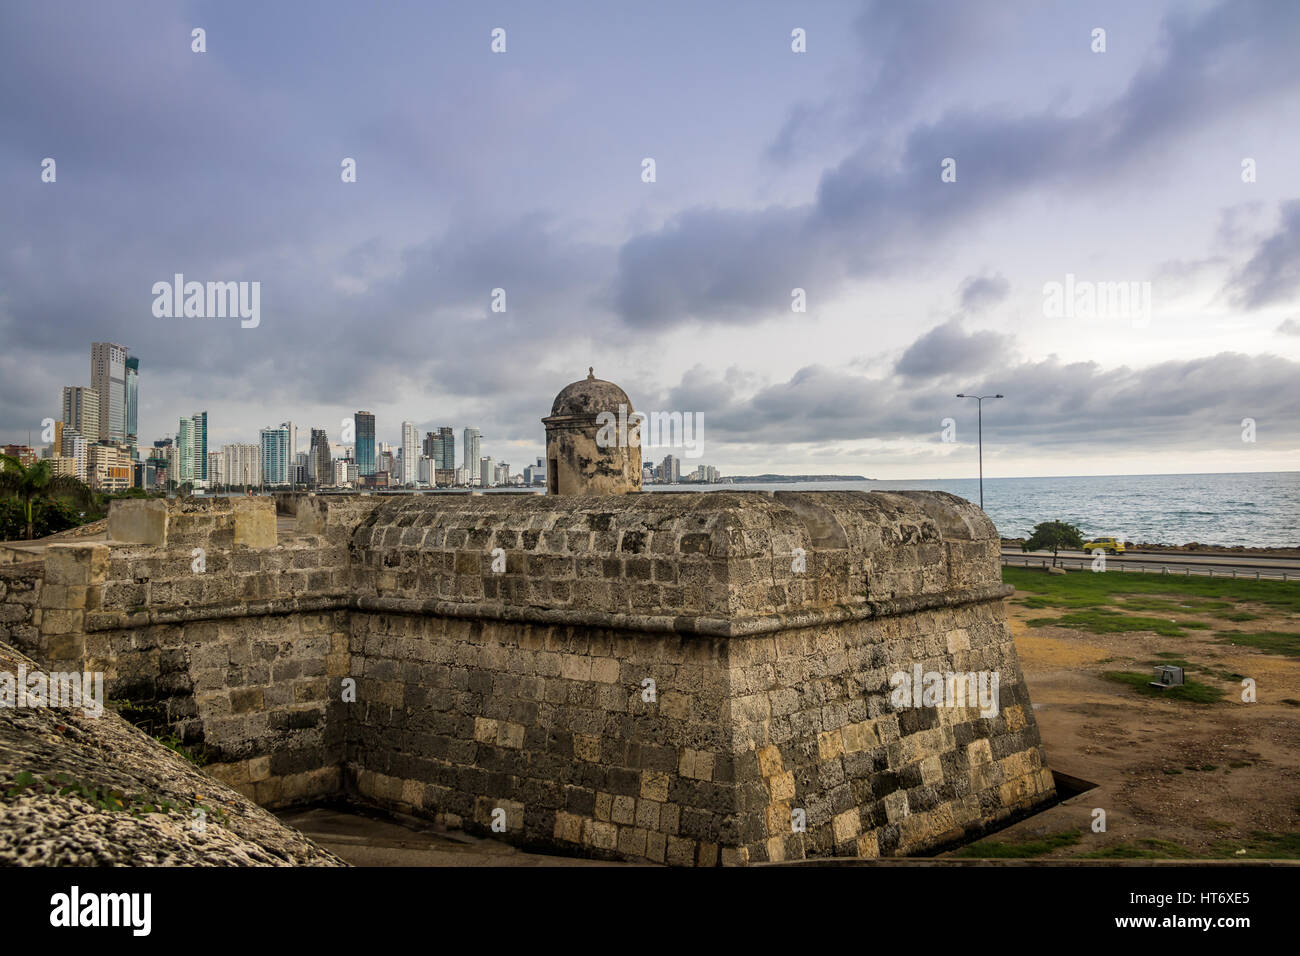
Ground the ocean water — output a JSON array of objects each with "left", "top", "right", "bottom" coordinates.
[{"left": 647, "top": 472, "right": 1300, "bottom": 548}]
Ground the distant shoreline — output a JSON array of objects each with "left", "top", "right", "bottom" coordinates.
[{"left": 718, "top": 475, "right": 871, "bottom": 483}]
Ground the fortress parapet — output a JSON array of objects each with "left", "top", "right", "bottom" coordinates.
[
  {"left": 4, "top": 375, "right": 1055, "bottom": 864},
  {"left": 340, "top": 489, "right": 1052, "bottom": 862}
]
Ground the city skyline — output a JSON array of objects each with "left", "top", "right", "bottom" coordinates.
[
  {"left": 1, "top": 2, "right": 1297, "bottom": 479},
  {"left": 13, "top": 337, "right": 1294, "bottom": 488}
]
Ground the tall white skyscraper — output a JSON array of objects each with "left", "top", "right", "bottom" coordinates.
[
  {"left": 90, "top": 342, "right": 127, "bottom": 443},
  {"left": 207, "top": 451, "right": 225, "bottom": 486},
  {"left": 61, "top": 432, "right": 88, "bottom": 481},
  {"left": 401, "top": 421, "right": 418, "bottom": 487},
  {"left": 61, "top": 386, "right": 100, "bottom": 442},
  {"left": 178, "top": 417, "right": 195, "bottom": 482},
  {"left": 463, "top": 428, "right": 481, "bottom": 473},
  {"left": 479, "top": 455, "right": 495, "bottom": 488},
  {"left": 124, "top": 355, "right": 139, "bottom": 446},
  {"left": 281, "top": 421, "right": 297, "bottom": 459},
  {"left": 661, "top": 454, "right": 680, "bottom": 483},
  {"left": 222, "top": 443, "right": 262, "bottom": 487}
]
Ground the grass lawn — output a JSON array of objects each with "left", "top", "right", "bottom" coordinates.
[
  {"left": 1102, "top": 670, "right": 1224, "bottom": 703},
  {"left": 1026, "top": 609, "right": 1210, "bottom": 637},
  {"left": 1083, "top": 831, "right": 1300, "bottom": 860},
  {"left": 1004, "top": 565, "right": 1300, "bottom": 615},
  {"left": 950, "top": 824, "right": 1300, "bottom": 861},
  {"left": 1215, "top": 630, "right": 1300, "bottom": 657},
  {"left": 1005, "top": 565, "right": 1299, "bottom": 703}
]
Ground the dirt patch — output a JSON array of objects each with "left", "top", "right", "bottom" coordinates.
[{"left": 945, "top": 583, "right": 1300, "bottom": 860}]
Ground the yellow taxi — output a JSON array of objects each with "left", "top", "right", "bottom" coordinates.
[{"left": 1082, "top": 536, "right": 1125, "bottom": 554}]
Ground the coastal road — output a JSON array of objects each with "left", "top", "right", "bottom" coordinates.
[{"left": 1002, "top": 548, "right": 1299, "bottom": 580}]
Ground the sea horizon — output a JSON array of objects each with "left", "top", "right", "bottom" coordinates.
[{"left": 641, "top": 471, "right": 1299, "bottom": 549}]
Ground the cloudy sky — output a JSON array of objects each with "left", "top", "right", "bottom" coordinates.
[{"left": 2, "top": 0, "right": 1298, "bottom": 478}]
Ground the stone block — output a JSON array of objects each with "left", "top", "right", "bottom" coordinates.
[
  {"left": 44, "top": 544, "right": 109, "bottom": 587},
  {"left": 232, "top": 499, "right": 277, "bottom": 549},
  {"left": 108, "top": 500, "right": 168, "bottom": 546},
  {"left": 582, "top": 819, "right": 618, "bottom": 851},
  {"left": 640, "top": 771, "right": 670, "bottom": 802},
  {"left": 574, "top": 733, "right": 601, "bottom": 762},
  {"left": 611, "top": 795, "right": 636, "bottom": 825},
  {"left": 554, "top": 811, "right": 583, "bottom": 843}
]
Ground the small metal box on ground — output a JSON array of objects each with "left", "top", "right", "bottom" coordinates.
[{"left": 1150, "top": 665, "right": 1185, "bottom": 688}]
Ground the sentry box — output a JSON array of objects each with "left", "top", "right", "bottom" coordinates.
[{"left": 1150, "top": 665, "right": 1185, "bottom": 689}]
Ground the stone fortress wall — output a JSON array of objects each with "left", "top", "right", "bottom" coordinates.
[{"left": 6, "top": 487, "right": 1055, "bottom": 865}]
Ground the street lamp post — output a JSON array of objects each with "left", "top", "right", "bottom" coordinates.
[{"left": 955, "top": 393, "right": 1003, "bottom": 511}]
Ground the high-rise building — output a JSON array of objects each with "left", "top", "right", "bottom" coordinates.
[
  {"left": 61, "top": 386, "right": 100, "bottom": 443},
  {"left": 524, "top": 457, "right": 547, "bottom": 486},
  {"left": 222, "top": 443, "right": 261, "bottom": 487},
  {"left": 260, "top": 426, "right": 291, "bottom": 486},
  {"left": 310, "top": 428, "right": 330, "bottom": 486},
  {"left": 87, "top": 443, "right": 133, "bottom": 491},
  {"left": 280, "top": 421, "right": 297, "bottom": 461},
  {"left": 124, "top": 356, "right": 139, "bottom": 445},
  {"left": 207, "top": 451, "right": 225, "bottom": 487},
  {"left": 174, "top": 413, "right": 207, "bottom": 484},
  {"left": 661, "top": 454, "right": 680, "bottom": 483},
  {"left": 178, "top": 417, "right": 194, "bottom": 483},
  {"left": 495, "top": 462, "right": 510, "bottom": 486},
  {"left": 401, "top": 421, "right": 418, "bottom": 488},
  {"left": 463, "top": 428, "right": 481, "bottom": 474},
  {"left": 191, "top": 411, "right": 207, "bottom": 481},
  {"left": 90, "top": 342, "right": 128, "bottom": 443},
  {"left": 479, "top": 455, "right": 494, "bottom": 488},
  {"left": 60, "top": 431, "right": 88, "bottom": 481},
  {"left": 150, "top": 437, "right": 171, "bottom": 482},
  {"left": 423, "top": 429, "right": 455, "bottom": 472},
  {"left": 433, "top": 427, "right": 455, "bottom": 471},
  {"left": 165, "top": 443, "right": 180, "bottom": 486},
  {"left": 133, "top": 458, "right": 161, "bottom": 490},
  {"left": 355, "top": 411, "right": 376, "bottom": 477}
]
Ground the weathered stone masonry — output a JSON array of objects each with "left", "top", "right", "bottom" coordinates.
[{"left": 9, "top": 489, "right": 1055, "bottom": 865}]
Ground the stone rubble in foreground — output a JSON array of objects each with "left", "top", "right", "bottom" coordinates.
[{"left": 0, "top": 639, "right": 345, "bottom": 867}]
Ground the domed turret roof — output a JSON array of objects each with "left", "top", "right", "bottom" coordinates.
[{"left": 549, "top": 368, "right": 634, "bottom": 418}]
